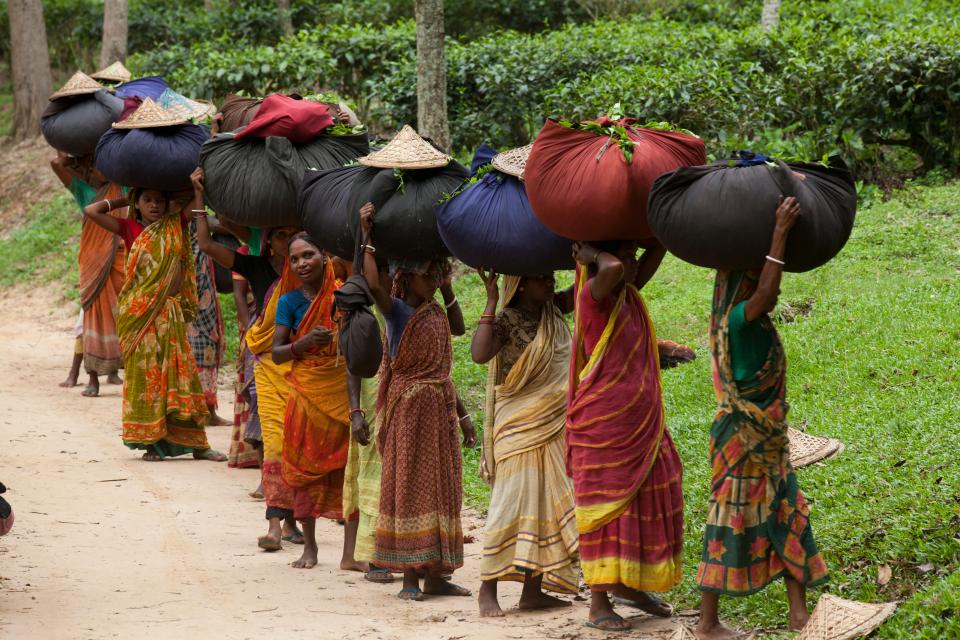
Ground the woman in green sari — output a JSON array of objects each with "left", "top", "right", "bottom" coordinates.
[
  {"left": 695, "top": 196, "right": 828, "bottom": 639},
  {"left": 115, "top": 188, "right": 226, "bottom": 462}
]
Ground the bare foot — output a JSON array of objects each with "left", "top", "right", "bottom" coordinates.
[
  {"left": 59, "top": 376, "right": 79, "bottom": 388},
  {"left": 107, "top": 372, "right": 123, "bottom": 385},
  {"left": 208, "top": 410, "right": 232, "bottom": 426},
  {"left": 694, "top": 621, "right": 741, "bottom": 640},
  {"left": 518, "top": 591, "right": 571, "bottom": 611},
  {"left": 81, "top": 373, "right": 99, "bottom": 397},
  {"left": 142, "top": 450, "right": 162, "bottom": 462},
  {"left": 589, "top": 591, "right": 631, "bottom": 632},
  {"left": 340, "top": 559, "right": 369, "bottom": 573},
  {"left": 258, "top": 533, "right": 282, "bottom": 551},
  {"left": 193, "top": 448, "right": 227, "bottom": 462},
  {"left": 291, "top": 546, "right": 318, "bottom": 569},
  {"left": 423, "top": 575, "right": 471, "bottom": 596},
  {"left": 613, "top": 587, "right": 674, "bottom": 617},
  {"left": 478, "top": 581, "right": 504, "bottom": 617},
  {"left": 789, "top": 610, "right": 811, "bottom": 632}
]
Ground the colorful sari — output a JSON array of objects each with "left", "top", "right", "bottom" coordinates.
[
  {"left": 281, "top": 265, "right": 351, "bottom": 521},
  {"left": 375, "top": 301, "right": 463, "bottom": 572},
  {"left": 246, "top": 265, "right": 299, "bottom": 517},
  {"left": 117, "top": 211, "right": 210, "bottom": 457},
  {"left": 228, "top": 287, "right": 260, "bottom": 469},
  {"left": 186, "top": 219, "right": 225, "bottom": 407},
  {"left": 567, "top": 267, "right": 684, "bottom": 593},
  {"left": 479, "top": 281, "right": 579, "bottom": 594},
  {"left": 79, "top": 182, "right": 127, "bottom": 375},
  {"left": 696, "top": 271, "right": 829, "bottom": 595}
]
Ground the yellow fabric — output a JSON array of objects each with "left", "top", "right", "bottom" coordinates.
[
  {"left": 254, "top": 357, "right": 292, "bottom": 466},
  {"left": 479, "top": 302, "right": 579, "bottom": 592}
]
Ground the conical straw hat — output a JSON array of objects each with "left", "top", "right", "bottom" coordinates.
[
  {"left": 796, "top": 594, "right": 897, "bottom": 640},
  {"left": 788, "top": 427, "right": 844, "bottom": 469},
  {"left": 357, "top": 125, "right": 450, "bottom": 169},
  {"left": 90, "top": 61, "right": 132, "bottom": 83},
  {"left": 49, "top": 71, "right": 104, "bottom": 100},
  {"left": 491, "top": 143, "right": 533, "bottom": 180},
  {"left": 112, "top": 98, "right": 189, "bottom": 129},
  {"left": 155, "top": 87, "right": 217, "bottom": 121}
]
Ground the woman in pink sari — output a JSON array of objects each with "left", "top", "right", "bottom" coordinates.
[{"left": 568, "top": 240, "right": 684, "bottom": 631}]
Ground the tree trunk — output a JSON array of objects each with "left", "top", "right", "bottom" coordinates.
[
  {"left": 99, "top": 0, "right": 128, "bottom": 68},
  {"left": 414, "top": 0, "right": 449, "bottom": 151},
  {"left": 9, "top": 0, "right": 53, "bottom": 141},
  {"left": 276, "top": 0, "right": 294, "bottom": 37},
  {"left": 761, "top": 0, "right": 781, "bottom": 32}
]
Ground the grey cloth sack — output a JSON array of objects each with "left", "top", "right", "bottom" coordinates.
[
  {"left": 199, "top": 132, "right": 368, "bottom": 228},
  {"left": 648, "top": 156, "right": 856, "bottom": 273},
  {"left": 41, "top": 90, "right": 124, "bottom": 156}
]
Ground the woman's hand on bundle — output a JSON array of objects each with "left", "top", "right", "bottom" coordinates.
[
  {"left": 572, "top": 241, "right": 601, "bottom": 266},
  {"left": 190, "top": 167, "right": 205, "bottom": 196},
  {"left": 773, "top": 195, "right": 801, "bottom": 238},
  {"left": 478, "top": 268, "right": 499, "bottom": 306},
  {"left": 359, "top": 202, "right": 376, "bottom": 241}
]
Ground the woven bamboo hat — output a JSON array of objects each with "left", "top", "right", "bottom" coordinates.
[
  {"left": 49, "top": 71, "right": 104, "bottom": 100},
  {"left": 788, "top": 427, "right": 845, "bottom": 469},
  {"left": 112, "top": 98, "right": 189, "bottom": 129},
  {"left": 91, "top": 61, "right": 132, "bottom": 83},
  {"left": 156, "top": 88, "right": 217, "bottom": 121},
  {"left": 491, "top": 143, "right": 533, "bottom": 180},
  {"left": 796, "top": 594, "right": 897, "bottom": 640},
  {"left": 358, "top": 125, "right": 450, "bottom": 169}
]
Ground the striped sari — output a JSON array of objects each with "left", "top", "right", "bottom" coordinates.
[
  {"left": 281, "top": 265, "right": 351, "bottom": 521},
  {"left": 567, "top": 268, "right": 684, "bottom": 593},
  {"left": 696, "top": 271, "right": 829, "bottom": 595},
  {"left": 246, "top": 265, "right": 299, "bottom": 516},
  {"left": 374, "top": 301, "right": 463, "bottom": 572},
  {"left": 117, "top": 211, "right": 210, "bottom": 457},
  {"left": 479, "top": 291, "right": 579, "bottom": 594},
  {"left": 79, "top": 182, "right": 127, "bottom": 375}
]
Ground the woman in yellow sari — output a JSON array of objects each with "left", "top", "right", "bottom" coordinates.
[
  {"left": 114, "top": 187, "right": 225, "bottom": 462},
  {"left": 471, "top": 271, "right": 579, "bottom": 618}
]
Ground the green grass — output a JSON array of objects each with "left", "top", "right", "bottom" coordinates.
[
  {"left": 0, "top": 193, "right": 81, "bottom": 295},
  {"left": 0, "top": 93, "right": 12, "bottom": 138},
  {"left": 5, "top": 178, "right": 959, "bottom": 638},
  {"left": 450, "top": 181, "right": 960, "bottom": 637}
]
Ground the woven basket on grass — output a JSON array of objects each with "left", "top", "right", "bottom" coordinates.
[
  {"left": 789, "top": 427, "right": 844, "bottom": 469},
  {"left": 796, "top": 594, "right": 897, "bottom": 640}
]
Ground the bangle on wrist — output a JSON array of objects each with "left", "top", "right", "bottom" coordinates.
[
  {"left": 445, "top": 296, "right": 458, "bottom": 309},
  {"left": 350, "top": 408, "right": 366, "bottom": 418},
  {"left": 765, "top": 255, "right": 785, "bottom": 266},
  {"left": 458, "top": 414, "right": 470, "bottom": 424}
]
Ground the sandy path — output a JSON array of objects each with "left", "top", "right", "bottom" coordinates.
[{"left": 0, "top": 285, "right": 688, "bottom": 640}]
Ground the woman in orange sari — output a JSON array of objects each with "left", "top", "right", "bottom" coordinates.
[
  {"left": 567, "top": 240, "right": 684, "bottom": 631},
  {"left": 270, "top": 233, "right": 365, "bottom": 571},
  {"left": 51, "top": 153, "right": 126, "bottom": 397}
]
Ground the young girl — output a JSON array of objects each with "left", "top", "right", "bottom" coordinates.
[
  {"left": 472, "top": 270, "right": 580, "bottom": 617},
  {"left": 359, "top": 202, "right": 476, "bottom": 601},
  {"left": 269, "top": 233, "right": 364, "bottom": 572},
  {"left": 85, "top": 186, "right": 225, "bottom": 462}
]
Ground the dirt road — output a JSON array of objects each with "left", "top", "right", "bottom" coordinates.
[{"left": 0, "top": 286, "right": 688, "bottom": 639}]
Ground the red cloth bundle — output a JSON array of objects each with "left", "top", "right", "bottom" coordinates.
[
  {"left": 525, "top": 118, "right": 706, "bottom": 241},
  {"left": 234, "top": 94, "right": 333, "bottom": 144}
]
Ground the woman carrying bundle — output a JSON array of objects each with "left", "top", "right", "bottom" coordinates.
[
  {"left": 359, "top": 203, "right": 477, "bottom": 601},
  {"left": 568, "top": 240, "right": 684, "bottom": 631},
  {"left": 471, "top": 270, "right": 580, "bottom": 617},
  {"left": 51, "top": 152, "right": 125, "bottom": 397},
  {"left": 269, "top": 232, "right": 366, "bottom": 571},
  {"left": 84, "top": 181, "right": 225, "bottom": 462},
  {"left": 186, "top": 217, "right": 228, "bottom": 426},
  {"left": 190, "top": 169, "right": 303, "bottom": 545},
  {"left": 695, "top": 197, "right": 828, "bottom": 640}
]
